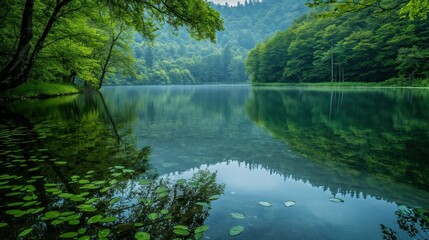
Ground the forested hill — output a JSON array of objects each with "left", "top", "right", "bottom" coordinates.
[
  {"left": 245, "top": 5, "right": 429, "bottom": 84},
  {"left": 109, "top": 0, "right": 309, "bottom": 85}
]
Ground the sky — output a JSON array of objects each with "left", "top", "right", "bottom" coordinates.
[{"left": 211, "top": 0, "right": 240, "bottom": 6}]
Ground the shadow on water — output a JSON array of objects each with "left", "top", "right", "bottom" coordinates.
[{"left": 0, "top": 92, "right": 224, "bottom": 239}]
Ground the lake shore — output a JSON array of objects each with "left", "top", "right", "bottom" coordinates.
[{"left": 0, "top": 81, "right": 82, "bottom": 101}]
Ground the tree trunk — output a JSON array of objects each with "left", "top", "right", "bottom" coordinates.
[
  {"left": 0, "top": 0, "right": 73, "bottom": 92},
  {"left": 24, "top": 0, "right": 73, "bottom": 81},
  {"left": 0, "top": 0, "right": 34, "bottom": 91}
]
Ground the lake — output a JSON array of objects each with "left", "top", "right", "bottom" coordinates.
[{"left": 1, "top": 85, "right": 428, "bottom": 240}]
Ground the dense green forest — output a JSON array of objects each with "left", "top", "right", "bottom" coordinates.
[
  {"left": 245, "top": 1, "right": 429, "bottom": 84},
  {"left": 0, "top": 0, "right": 223, "bottom": 91},
  {"left": 108, "top": 0, "right": 308, "bottom": 85}
]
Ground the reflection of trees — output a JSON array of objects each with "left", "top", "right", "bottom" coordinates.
[
  {"left": 246, "top": 88, "right": 429, "bottom": 205},
  {"left": 0, "top": 93, "right": 224, "bottom": 239},
  {"left": 381, "top": 206, "right": 429, "bottom": 240}
]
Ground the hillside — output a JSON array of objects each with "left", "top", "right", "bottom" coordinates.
[{"left": 107, "top": 0, "right": 309, "bottom": 85}]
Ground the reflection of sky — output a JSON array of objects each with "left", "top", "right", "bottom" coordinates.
[
  {"left": 167, "top": 161, "right": 406, "bottom": 239},
  {"left": 211, "top": 0, "right": 240, "bottom": 6}
]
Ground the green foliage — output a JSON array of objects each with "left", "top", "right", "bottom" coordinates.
[
  {"left": 306, "top": 0, "right": 429, "bottom": 20},
  {"left": 114, "top": 0, "right": 309, "bottom": 85},
  {"left": 245, "top": 7, "right": 429, "bottom": 84},
  {"left": 0, "top": 0, "right": 224, "bottom": 90}
]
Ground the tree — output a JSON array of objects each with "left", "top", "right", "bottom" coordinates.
[
  {"left": 0, "top": 0, "right": 224, "bottom": 91},
  {"left": 306, "top": 0, "right": 429, "bottom": 20}
]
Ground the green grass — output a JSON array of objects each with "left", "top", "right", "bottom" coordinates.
[{"left": 1, "top": 81, "right": 82, "bottom": 100}]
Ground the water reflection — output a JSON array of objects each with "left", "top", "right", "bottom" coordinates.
[
  {"left": 0, "top": 92, "right": 224, "bottom": 239},
  {"left": 1, "top": 86, "right": 428, "bottom": 239}
]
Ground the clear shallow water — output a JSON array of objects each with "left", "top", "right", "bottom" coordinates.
[{"left": 1, "top": 85, "right": 428, "bottom": 239}]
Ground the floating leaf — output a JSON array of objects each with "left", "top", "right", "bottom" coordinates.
[
  {"left": 258, "top": 201, "right": 272, "bottom": 207},
  {"left": 77, "top": 228, "right": 87, "bottom": 234},
  {"left": 155, "top": 187, "right": 167, "bottom": 194},
  {"left": 195, "top": 225, "right": 209, "bottom": 233},
  {"left": 176, "top": 179, "right": 186, "bottom": 185},
  {"left": 397, "top": 205, "right": 411, "bottom": 215},
  {"left": 98, "top": 229, "right": 110, "bottom": 238},
  {"left": 329, "top": 197, "right": 344, "bottom": 203},
  {"left": 135, "top": 232, "right": 151, "bottom": 240},
  {"left": 209, "top": 194, "right": 221, "bottom": 200},
  {"left": 99, "top": 216, "right": 116, "bottom": 223},
  {"left": 173, "top": 225, "right": 188, "bottom": 230},
  {"left": 173, "top": 229, "right": 190, "bottom": 236},
  {"left": 18, "top": 228, "right": 33, "bottom": 237},
  {"left": 160, "top": 209, "right": 169, "bottom": 215},
  {"left": 7, "top": 202, "right": 24, "bottom": 207},
  {"left": 138, "top": 179, "right": 151, "bottom": 185},
  {"left": 229, "top": 226, "right": 244, "bottom": 236},
  {"left": 231, "top": 213, "right": 246, "bottom": 219},
  {"left": 87, "top": 215, "right": 103, "bottom": 224},
  {"left": 78, "top": 236, "right": 90, "bottom": 240},
  {"left": 45, "top": 211, "right": 61, "bottom": 219},
  {"left": 148, "top": 213, "right": 158, "bottom": 221},
  {"left": 134, "top": 222, "right": 144, "bottom": 227},
  {"left": 51, "top": 219, "right": 64, "bottom": 225},
  {"left": 59, "top": 232, "right": 79, "bottom": 238},
  {"left": 114, "top": 166, "right": 125, "bottom": 169},
  {"left": 284, "top": 201, "right": 296, "bottom": 207},
  {"left": 68, "top": 220, "right": 80, "bottom": 225},
  {"left": 0, "top": 223, "right": 8, "bottom": 228},
  {"left": 109, "top": 197, "right": 121, "bottom": 204},
  {"left": 195, "top": 202, "right": 210, "bottom": 208}
]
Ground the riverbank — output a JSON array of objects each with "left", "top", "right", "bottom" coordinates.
[
  {"left": 251, "top": 78, "right": 429, "bottom": 88},
  {"left": 0, "top": 81, "right": 82, "bottom": 101}
]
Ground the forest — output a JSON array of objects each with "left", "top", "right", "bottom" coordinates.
[{"left": 245, "top": 1, "right": 429, "bottom": 84}]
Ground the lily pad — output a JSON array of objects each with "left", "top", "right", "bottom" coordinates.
[
  {"left": 173, "top": 229, "right": 190, "bottom": 236},
  {"left": 0, "top": 223, "right": 8, "bottom": 228},
  {"left": 135, "top": 232, "right": 151, "bottom": 240},
  {"left": 209, "top": 194, "right": 221, "bottom": 200},
  {"left": 148, "top": 213, "right": 158, "bottom": 221},
  {"left": 18, "top": 228, "right": 33, "bottom": 237},
  {"left": 98, "top": 229, "right": 110, "bottom": 238},
  {"left": 329, "top": 197, "right": 344, "bottom": 203},
  {"left": 59, "top": 232, "right": 79, "bottom": 238},
  {"left": 231, "top": 213, "right": 246, "bottom": 219},
  {"left": 258, "top": 201, "right": 272, "bottom": 207},
  {"left": 229, "top": 226, "right": 244, "bottom": 236},
  {"left": 284, "top": 200, "right": 296, "bottom": 207}
]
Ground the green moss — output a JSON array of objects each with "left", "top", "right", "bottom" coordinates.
[{"left": 1, "top": 81, "right": 82, "bottom": 100}]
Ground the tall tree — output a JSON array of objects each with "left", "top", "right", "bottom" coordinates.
[{"left": 0, "top": 0, "right": 224, "bottom": 91}]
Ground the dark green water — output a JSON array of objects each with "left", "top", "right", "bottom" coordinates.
[{"left": 1, "top": 85, "right": 428, "bottom": 239}]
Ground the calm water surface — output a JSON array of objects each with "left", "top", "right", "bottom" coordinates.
[{"left": 1, "top": 85, "right": 428, "bottom": 239}]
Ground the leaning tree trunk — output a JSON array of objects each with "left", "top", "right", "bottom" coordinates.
[
  {"left": 0, "top": 0, "right": 34, "bottom": 91},
  {"left": 0, "top": 0, "right": 73, "bottom": 92}
]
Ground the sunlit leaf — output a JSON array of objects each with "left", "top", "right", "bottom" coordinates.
[
  {"left": 229, "top": 226, "right": 244, "bottom": 236},
  {"left": 284, "top": 200, "right": 295, "bottom": 207},
  {"left": 258, "top": 201, "right": 272, "bottom": 207},
  {"left": 0, "top": 223, "right": 8, "bottom": 228},
  {"left": 231, "top": 213, "right": 246, "bottom": 219}
]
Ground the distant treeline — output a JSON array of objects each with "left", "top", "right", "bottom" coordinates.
[
  {"left": 245, "top": 7, "right": 429, "bottom": 84},
  {"left": 109, "top": 0, "right": 308, "bottom": 85}
]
